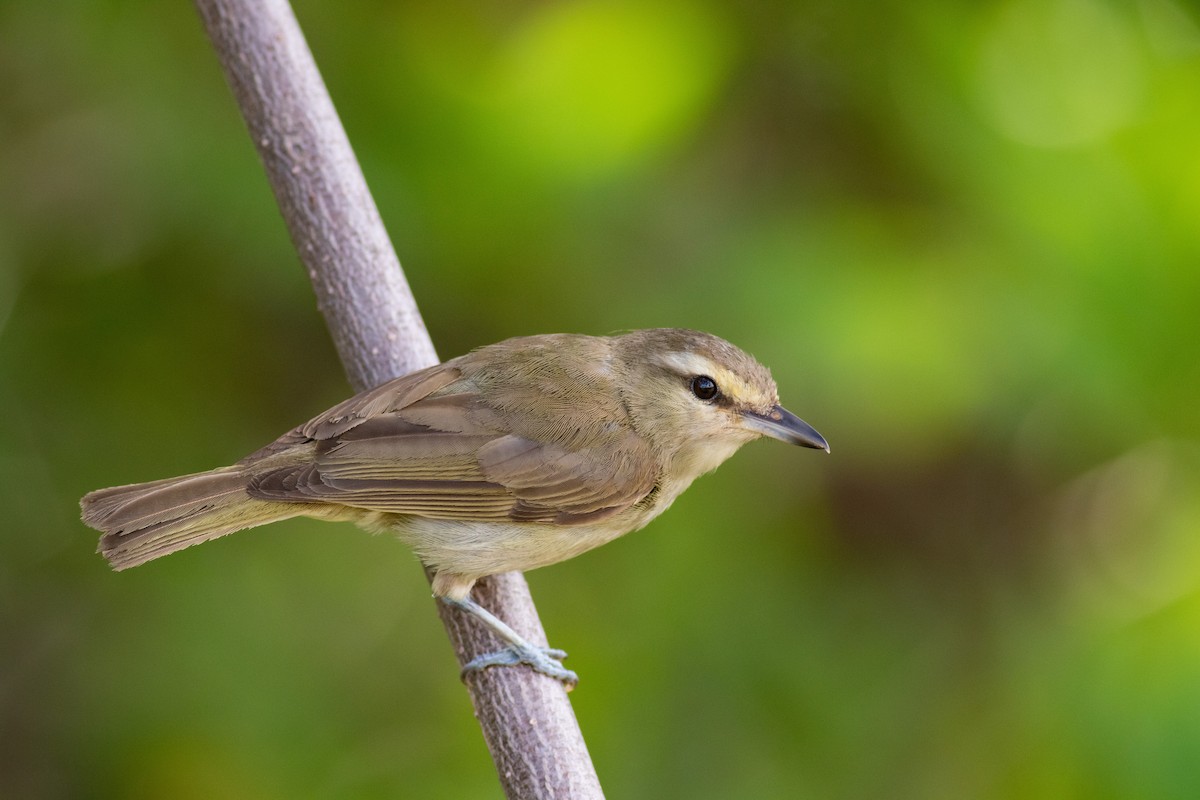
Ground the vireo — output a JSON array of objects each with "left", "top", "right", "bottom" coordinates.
[{"left": 82, "top": 328, "right": 827, "bottom": 686}]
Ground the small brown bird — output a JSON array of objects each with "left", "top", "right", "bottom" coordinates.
[{"left": 82, "top": 329, "right": 827, "bottom": 685}]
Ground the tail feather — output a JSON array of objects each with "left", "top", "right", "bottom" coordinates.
[{"left": 82, "top": 467, "right": 302, "bottom": 570}]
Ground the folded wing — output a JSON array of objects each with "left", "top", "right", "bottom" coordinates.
[{"left": 247, "top": 363, "right": 657, "bottom": 526}]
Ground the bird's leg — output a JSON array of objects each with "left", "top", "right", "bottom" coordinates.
[{"left": 440, "top": 595, "right": 578, "bottom": 689}]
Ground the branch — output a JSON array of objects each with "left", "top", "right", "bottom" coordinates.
[{"left": 191, "top": 1, "right": 603, "bottom": 796}]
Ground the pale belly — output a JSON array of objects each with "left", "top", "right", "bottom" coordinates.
[
  {"left": 349, "top": 476, "right": 690, "bottom": 584},
  {"left": 333, "top": 445, "right": 739, "bottom": 600}
]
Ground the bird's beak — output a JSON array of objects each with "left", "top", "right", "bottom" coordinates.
[{"left": 742, "top": 405, "right": 830, "bottom": 452}]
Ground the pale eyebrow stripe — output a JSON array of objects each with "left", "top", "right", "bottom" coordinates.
[{"left": 656, "top": 352, "right": 720, "bottom": 377}]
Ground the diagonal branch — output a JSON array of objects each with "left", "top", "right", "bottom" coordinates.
[{"left": 191, "top": 1, "right": 603, "bottom": 796}]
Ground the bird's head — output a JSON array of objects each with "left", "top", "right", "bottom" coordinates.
[{"left": 614, "top": 329, "right": 828, "bottom": 481}]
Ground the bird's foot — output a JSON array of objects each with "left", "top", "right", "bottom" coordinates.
[
  {"left": 462, "top": 643, "right": 578, "bottom": 689},
  {"left": 440, "top": 592, "right": 581, "bottom": 688}
]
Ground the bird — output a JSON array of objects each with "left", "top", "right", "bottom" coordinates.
[{"left": 81, "top": 328, "right": 828, "bottom": 686}]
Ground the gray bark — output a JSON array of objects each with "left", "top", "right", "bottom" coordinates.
[{"left": 191, "top": 1, "right": 604, "bottom": 796}]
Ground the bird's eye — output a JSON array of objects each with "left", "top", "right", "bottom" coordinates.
[{"left": 691, "top": 375, "right": 719, "bottom": 401}]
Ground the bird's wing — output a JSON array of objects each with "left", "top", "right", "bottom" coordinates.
[
  {"left": 246, "top": 367, "right": 658, "bottom": 526},
  {"left": 474, "top": 431, "right": 657, "bottom": 524},
  {"left": 238, "top": 363, "right": 465, "bottom": 462}
]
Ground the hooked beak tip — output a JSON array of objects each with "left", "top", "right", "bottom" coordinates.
[{"left": 742, "top": 405, "right": 829, "bottom": 452}]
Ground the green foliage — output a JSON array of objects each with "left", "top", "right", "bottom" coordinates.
[{"left": 2, "top": 0, "right": 1199, "bottom": 796}]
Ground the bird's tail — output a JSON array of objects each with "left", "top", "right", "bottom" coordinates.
[{"left": 81, "top": 466, "right": 303, "bottom": 570}]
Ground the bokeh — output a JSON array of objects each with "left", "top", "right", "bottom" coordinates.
[{"left": 3, "top": 0, "right": 1199, "bottom": 797}]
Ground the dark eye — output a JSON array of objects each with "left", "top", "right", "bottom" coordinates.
[{"left": 691, "top": 375, "right": 719, "bottom": 401}]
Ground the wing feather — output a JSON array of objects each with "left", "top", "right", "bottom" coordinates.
[{"left": 244, "top": 351, "right": 659, "bottom": 525}]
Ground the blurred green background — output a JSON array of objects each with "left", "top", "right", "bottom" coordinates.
[{"left": 3, "top": 0, "right": 1200, "bottom": 797}]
